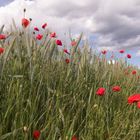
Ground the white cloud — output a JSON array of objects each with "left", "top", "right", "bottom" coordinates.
[{"left": 0, "top": 0, "right": 140, "bottom": 50}]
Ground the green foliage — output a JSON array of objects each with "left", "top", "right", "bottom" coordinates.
[{"left": 0, "top": 26, "right": 140, "bottom": 140}]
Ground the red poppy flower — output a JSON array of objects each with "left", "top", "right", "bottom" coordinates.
[
  {"left": 42, "top": 23, "right": 47, "bottom": 29},
  {"left": 137, "top": 101, "right": 140, "bottom": 109},
  {"left": 96, "top": 87, "right": 106, "bottom": 96},
  {"left": 22, "top": 18, "right": 30, "bottom": 28},
  {"left": 56, "top": 40, "right": 62, "bottom": 46},
  {"left": 71, "top": 136, "right": 78, "bottom": 140},
  {"left": 50, "top": 32, "right": 56, "bottom": 38},
  {"left": 36, "top": 34, "right": 43, "bottom": 40},
  {"left": 33, "top": 130, "right": 40, "bottom": 139},
  {"left": 65, "top": 58, "right": 70, "bottom": 64},
  {"left": 132, "top": 70, "right": 137, "bottom": 75},
  {"left": 64, "top": 49, "right": 70, "bottom": 55},
  {"left": 128, "top": 94, "right": 140, "bottom": 104},
  {"left": 101, "top": 50, "right": 107, "bottom": 55},
  {"left": 34, "top": 27, "right": 39, "bottom": 31},
  {"left": 71, "top": 40, "right": 77, "bottom": 46},
  {"left": 0, "top": 47, "right": 4, "bottom": 54},
  {"left": 119, "top": 50, "right": 125, "bottom": 53},
  {"left": 127, "top": 54, "right": 131, "bottom": 59},
  {"left": 0, "top": 34, "right": 6, "bottom": 40},
  {"left": 112, "top": 86, "right": 121, "bottom": 92}
]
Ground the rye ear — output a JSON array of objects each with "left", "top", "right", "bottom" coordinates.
[{"left": 0, "top": 25, "right": 4, "bottom": 34}]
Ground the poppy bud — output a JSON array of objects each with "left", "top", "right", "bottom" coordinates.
[
  {"left": 29, "top": 18, "right": 32, "bottom": 21},
  {"left": 23, "top": 8, "right": 26, "bottom": 12}
]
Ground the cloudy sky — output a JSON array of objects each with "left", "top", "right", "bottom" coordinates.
[{"left": 0, "top": 0, "right": 140, "bottom": 66}]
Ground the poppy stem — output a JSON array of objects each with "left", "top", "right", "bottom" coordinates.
[{"left": 23, "top": 8, "right": 26, "bottom": 18}]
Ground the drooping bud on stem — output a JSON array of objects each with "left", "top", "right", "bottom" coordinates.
[
  {"left": 24, "top": 8, "right": 26, "bottom": 12},
  {"left": 29, "top": 18, "right": 32, "bottom": 21},
  {"left": 23, "top": 8, "right": 26, "bottom": 18}
]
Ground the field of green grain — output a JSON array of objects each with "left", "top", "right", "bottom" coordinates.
[{"left": 0, "top": 21, "right": 140, "bottom": 140}]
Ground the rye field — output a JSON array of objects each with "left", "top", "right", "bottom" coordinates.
[{"left": 0, "top": 16, "right": 140, "bottom": 140}]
